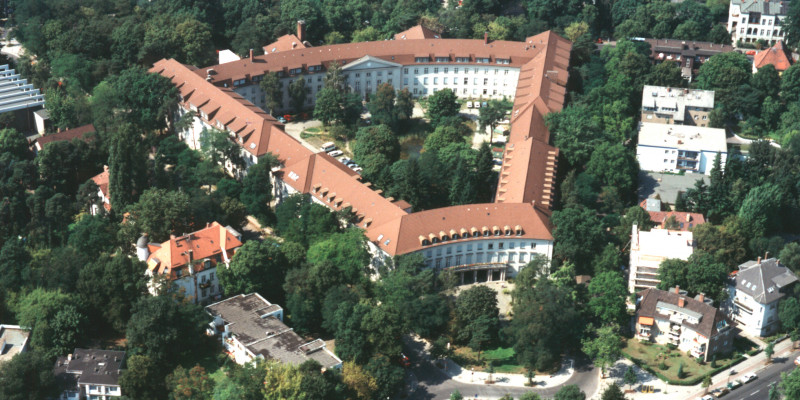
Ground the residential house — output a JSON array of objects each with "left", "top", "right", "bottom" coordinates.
[
  {"left": 635, "top": 287, "right": 734, "bottom": 362},
  {"left": 640, "top": 198, "right": 706, "bottom": 231},
  {"left": 89, "top": 166, "right": 110, "bottom": 215},
  {"left": 205, "top": 293, "right": 342, "bottom": 369},
  {"left": 139, "top": 222, "right": 243, "bottom": 304},
  {"left": 54, "top": 349, "right": 125, "bottom": 400},
  {"left": 636, "top": 122, "right": 728, "bottom": 175},
  {"left": 640, "top": 86, "right": 715, "bottom": 126},
  {"left": 32, "top": 124, "right": 95, "bottom": 154},
  {"left": 728, "top": 0, "right": 790, "bottom": 44},
  {"left": 628, "top": 224, "right": 695, "bottom": 293},
  {"left": 752, "top": 40, "right": 794, "bottom": 73},
  {"left": 643, "top": 39, "right": 734, "bottom": 82},
  {"left": 0, "top": 324, "right": 29, "bottom": 363},
  {"left": 726, "top": 257, "right": 799, "bottom": 337}
]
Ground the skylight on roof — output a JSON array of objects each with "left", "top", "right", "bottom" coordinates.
[
  {"left": 288, "top": 171, "right": 299, "bottom": 181},
  {"left": 249, "top": 143, "right": 256, "bottom": 149}
]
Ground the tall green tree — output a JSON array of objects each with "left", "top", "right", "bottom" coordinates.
[
  {"left": 426, "top": 88, "right": 459, "bottom": 127},
  {"left": 0, "top": 351, "right": 59, "bottom": 400},
  {"left": 368, "top": 83, "right": 398, "bottom": 128},
  {"left": 352, "top": 124, "right": 400, "bottom": 162},
  {"left": 260, "top": 71, "right": 283, "bottom": 114},
  {"left": 587, "top": 272, "right": 629, "bottom": 327},
  {"left": 289, "top": 78, "right": 307, "bottom": 112},
  {"left": 77, "top": 252, "right": 147, "bottom": 332},
  {"left": 120, "top": 355, "right": 165, "bottom": 400},
  {"left": 166, "top": 365, "right": 215, "bottom": 400},
  {"left": 119, "top": 188, "right": 192, "bottom": 243},
  {"left": 454, "top": 286, "right": 500, "bottom": 345},
  {"left": 218, "top": 239, "right": 290, "bottom": 303},
  {"left": 582, "top": 325, "right": 623, "bottom": 376},
  {"left": 108, "top": 122, "right": 147, "bottom": 210},
  {"left": 16, "top": 289, "right": 87, "bottom": 359},
  {"left": 240, "top": 157, "right": 274, "bottom": 221}
]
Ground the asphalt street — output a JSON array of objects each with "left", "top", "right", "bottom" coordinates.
[
  {"left": 722, "top": 350, "right": 800, "bottom": 400},
  {"left": 402, "top": 338, "right": 600, "bottom": 400}
]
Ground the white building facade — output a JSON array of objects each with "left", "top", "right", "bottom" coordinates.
[
  {"left": 636, "top": 122, "right": 728, "bottom": 175},
  {"left": 629, "top": 225, "right": 695, "bottom": 293},
  {"left": 727, "top": 0, "right": 790, "bottom": 44},
  {"left": 726, "top": 258, "right": 799, "bottom": 337}
]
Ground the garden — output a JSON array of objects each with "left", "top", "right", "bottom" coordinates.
[{"left": 622, "top": 338, "right": 747, "bottom": 385}]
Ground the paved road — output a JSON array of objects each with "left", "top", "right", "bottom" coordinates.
[
  {"left": 402, "top": 338, "right": 600, "bottom": 400},
  {"left": 723, "top": 350, "right": 800, "bottom": 400}
]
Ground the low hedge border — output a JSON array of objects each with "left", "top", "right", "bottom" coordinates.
[{"left": 622, "top": 352, "right": 747, "bottom": 386}]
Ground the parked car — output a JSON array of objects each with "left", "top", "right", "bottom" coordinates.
[
  {"left": 466, "top": 101, "right": 473, "bottom": 108},
  {"left": 327, "top": 150, "right": 343, "bottom": 157},
  {"left": 711, "top": 387, "right": 729, "bottom": 398},
  {"left": 473, "top": 101, "right": 481, "bottom": 109},
  {"left": 283, "top": 114, "right": 293, "bottom": 122},
  {"left": 348, "top": 163, "right": 360, "bottom": 170},
  {"left": 639, "top": 385, "right": 654, "bottom": 393},
  {"left": 481, "top": 101, "right": 488, "bottom": 108},
  {"left": 398, "top": 353, "right": 411, "bottom": 368},
  {"left": 795, "top": 355, "right": 800, "bottom": 366},
  {"left": 339, "top": 157, "right": 351, "bottom": 165},
  {"left": 699, "top": 395, "right": 714, "bottom": 400},
  {"left": 320, "top": 142, "right": 336, "bottom": 152},
  {"left": 492, "top": 159, "right": 503, "bottom": 166},
  {"left": 741, "top": 373, "right": 757, "bottom": 383},
  {"left": 727, "top": 380, "right": 742, "bottom": 390},
  {"left": 277, "top": 117, "right": 287, "bottom": 124}
]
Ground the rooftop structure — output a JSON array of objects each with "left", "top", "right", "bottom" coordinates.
[
  {"left": 206, "top": 293, "right": 342, "bottom": 368},
  {"left": 629, "top": 224, "right": 695, "bottom": 293},
  {"left": 636, "top": 122, "right": 728, "bottom": 175},
  {"left": 394, "top": 25, "right": 441, "bottom": 40},
  {"left": 33, "top": 124, "right": 95, "bottom": 153},
  {"left": 753, "top": 40, "right": 794, "bottom": 73},
  {"left": 0, "top": 64, "right": 44, "bottom": 114},
  {"left": 54, "top": 349, "right": 125, "bottom": 399},
  {"left": 641, "top": 85, "right": 715, "bottom": 126},
  {"left": 0, "top": 325, "right": 29, "bottom": 363}
]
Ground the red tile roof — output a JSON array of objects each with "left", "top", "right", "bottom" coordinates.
[
  {"left": 394, "top": 26, "right": 440, "bottom": 40},
  {"left": 754, "top": 41, "right": 793, "bottom": 71},
  {"left": 90, "top": 167, "right": 110, "bottom": 200},
  {"left": 146, "top": 222, "right": 243, "bottom": 279},
  {"left": 638, "top": 199, "right": 706, "bottom": 231},
  {"left": 263, "top": 34, "right": 307, "bottom": 54},
  {"left": 34, "top": 124, "right": 95, "bottom": 150}
]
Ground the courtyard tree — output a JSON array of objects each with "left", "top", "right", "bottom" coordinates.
[
  {"left": 582, "top": 325, "right": 623, "bottom": 377},
  {"left": 259, "top": 72, "right": 283, "bottom": 115},
  {"left": 288, "top": 78, "right": 307, "bottom": 113},
  {"left": 218, "top": 239, "right": 290, "bottom": 303},
  {"left": 426, "top": 88, "right": 460, "bottom": 127}
]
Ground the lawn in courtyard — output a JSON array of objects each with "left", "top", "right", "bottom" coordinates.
[
  {"left": 622, "top": 338, "right": 738, "bottom": 383},
  {"left": 451, "top": 345, "right": 556, "bottom": 374}
]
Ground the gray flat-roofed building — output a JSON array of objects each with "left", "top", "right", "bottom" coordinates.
[
  {"left": 206, "top": 293, "right": 342, "bottom": 369},
  {"left": 641, "top": 85, "right": 715, "bottom": 126}
]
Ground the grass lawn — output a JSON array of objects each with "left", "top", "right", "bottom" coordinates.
[
  {"left": 623, "top": 339, "right": 737, "bottom": 382},
  {"left": 452, "top": 345, "right": 526, "bottom": 374}
]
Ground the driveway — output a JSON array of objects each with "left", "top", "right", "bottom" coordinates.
[
  {"left": 402, "top": 337, "right": 600, "bottom": 399},
  {"left": 281, "top": 120, "right": 323, "bottom": 152}
]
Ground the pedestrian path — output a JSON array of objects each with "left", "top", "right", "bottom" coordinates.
[{"left": 442, "top": 357, "right": 575, "bottom": 388}]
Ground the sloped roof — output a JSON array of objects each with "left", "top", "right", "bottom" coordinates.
[
  {"left": 734, "top": 0, "right": 790, "bottom": 15},
  {"left": 394, "top": 25, "right": 441, "bottom": 40},
  {"left": 754, "top": 41, "right": 793, "bottom": 71},
  {"left": 54, "top": 349, "right": 125, "bottom": 387},
  {"left": 90, "top": 167, "right": 110, "bottom": 200},
  {"left": 263, "top": 34, "right": 307, "bottom": 54},
  {"left": 146, "top": 222, "right": 243, "bottom": 278},
  {"left": 34, "top": 124, "right": 95, "bottom": 149},
  {"left": 367, "top": 202, "right": 554, "bottom": 255},
  {"left": 735, "top": 258, "right": 799, "bottom": 304},
  {"left": 637, "top": 288, "right": 731, "bottom": 339}
]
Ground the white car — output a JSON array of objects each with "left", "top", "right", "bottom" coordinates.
[
  {"left": 741, "top": 373, "right": 757, "bottom": 383},
  {"left": 699, "top": 395, "right": 713, "bottom": 400},
  {"left": 327, "top": 150, "right": 343, "bottom": 157},
  {"left": 473, "top": 101, "right": 481, "bottom": 108},
  {"left": 466, "top": 101, "right": 473, "bottom": 108}
]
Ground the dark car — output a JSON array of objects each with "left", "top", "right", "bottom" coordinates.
[{"left": 399, "top": 353, "right": 411, "bottom": 368}]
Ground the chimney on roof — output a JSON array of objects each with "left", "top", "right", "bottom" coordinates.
[
  {"left": 697, "top": 293, "right": 705, "bottom": 303},
  {"left": 686, "top": 214, "right": 691, "bottom": 222},
  {"left": 678, "top": 297, "right": 685, "bottom": 308},
  {"left": 68, "top": 354, "right": 72, "bottom": 361},
  {"left": 249, "top": 48, "right": 253, "bottom": 60},
  {"left": 765, "top": 251, "right": 770, "bottom": 260},
  {"left": 297, "top": 20, "right": 306, "bottom": 43},
  {"left": 674, "top": 286, "right": 680, "bottom": 294},
  {"left": 484, "top": 31, "right": 489, "bottom": 44},
  {"left": 758, "top": 256, "right": 762, "bottom": 264},
  {"left": 103, "top": 165, "right": 109, "bottom": 173}
]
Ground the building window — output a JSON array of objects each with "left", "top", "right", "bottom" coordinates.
[
  {"left": 530, "top": 243, "right": 536, "bottom": 249},
  {"left": 444, "top": 77, "right": 448, "bottom": 84},
  {"left": 488, "top": 243, "right": 494, "bottom": 250},
  {"left": 444, "top": 68, "right": 449, "bottom": 73},
  {"left": 424, "top": 68, "right": 429, "bottom": 74},
  {"left": 433, "top": 77, "right": 438, "bottom": 84},
  {"left": 434, "top": 68, "right": 439, "bottom": 73},
  {"left": 414, "top": 68, "right": 419, "bottom": 74},
  {"left": 454, "top": 68, "right": 459, "bottom": 73},
  {"left": 415, "top": 57, "right": 431, "bottom": 63},
  {"left": 404, "top": 78, "right": 409, "bottom": 85},
  {"left": 423, "top": 77, "right": 428, "bottom": 84},
  {"left": 499, "top": 242, "right": 504, "bottom": 249}
]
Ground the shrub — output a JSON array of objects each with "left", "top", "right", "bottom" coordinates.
[
  {"left": 658, "top": 361, "right": 668, "bottom": 370},
  {"left": 677, "top": 362, "right": 685, "bottom": 379}
]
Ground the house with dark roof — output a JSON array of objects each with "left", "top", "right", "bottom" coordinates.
[
  {"left": 54, "top": 349, "right": 125, "bottom": 400},
  {"left": 635, "top": 287, "right": 734, "bottom": 362},
  {"left": 726, "top": 257, "right": 799, "bottom": 337},
  {"left": 643, "top": 39, "right": 735, "bottom": 82},
  {"left": 205, "top": 293, "right": 342, "bottom": 369}
]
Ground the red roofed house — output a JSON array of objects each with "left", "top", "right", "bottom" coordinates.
[
  {"left": 138, "top": 222, "right": 243, "bottom": 304},
  {"left": 89, "top": 165, "right": 111, "bottom": 215},
  {"left": 640, "top": 198, "right": 705, "bottom": 231},
  {"left": 33, "top": 124, "right": 95, "bottom": 154},
  {"left": 753, "top": 41, "right": 794, "bottom": 74}
]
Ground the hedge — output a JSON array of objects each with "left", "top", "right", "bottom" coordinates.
[{"left": 622, "top": 352, "right": 747, "bottom": 386}]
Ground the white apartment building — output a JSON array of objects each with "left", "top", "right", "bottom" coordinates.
[
  {"left": 726, "top": 257, "right": 799, "bottom": 337},
  {"left": 636, "top": 122, "right": 728, "bottom": 175},
  {"left": 54, "top": 349, "right": 125, "bottom": 400},
  {"left": 728, "top": 0, "right": 791, "bottom": 44},
  {"left": 628, "top": 224, "right": 695, "bottom": 293},
  {"left": 206, "top": 293, "right": 342, "bottom": 369},
  {"left": 641, "top": 86, "right": 715, "bottom": 126}
]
